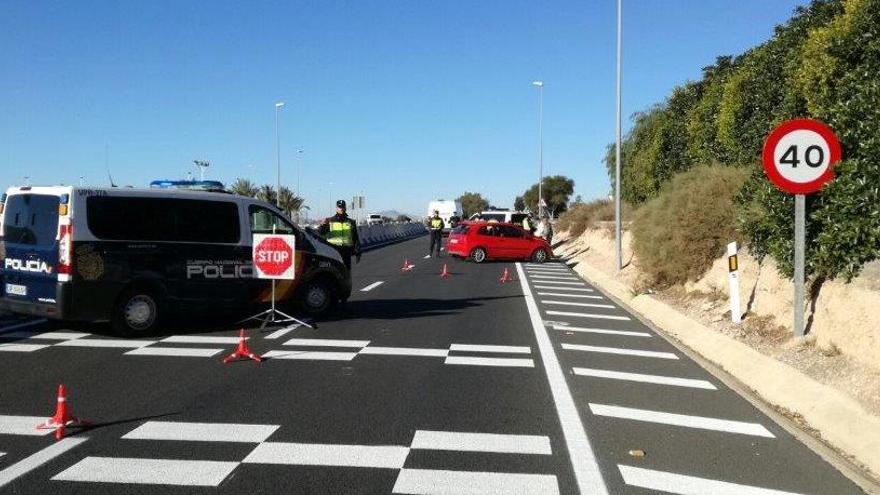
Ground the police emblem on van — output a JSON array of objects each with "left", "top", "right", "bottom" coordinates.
[{"left": 4, "top": 258, "right": 53, "bottom": 274}]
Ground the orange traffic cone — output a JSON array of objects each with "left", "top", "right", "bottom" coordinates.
[
  {"left": 500, "top": 268, "right": 514, "bottom": 283},
  {"left": 36, "top": 384, "right": 89, "bottom": 439},
  {"left": 439, "top": 263, "right": 451, "bottom": 279},
  {"left": 222, "top": 329, "right": 262, "bottom": 363},
  {"left": 401, "top": 259, "right": 414, "bottom": 272}
]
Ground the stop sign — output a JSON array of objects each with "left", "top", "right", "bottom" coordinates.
[{"left": 252, "top": 234, "right": 296, "bottom": 279}]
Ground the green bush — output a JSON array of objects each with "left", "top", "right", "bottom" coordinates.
[
  {"left": 632, "top": 165, "right": 749, "bottom": 286},
  {"left": 557, "top": 200, "right": 618, "bottom": 237}
]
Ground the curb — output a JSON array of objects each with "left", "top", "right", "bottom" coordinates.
[{"left": 571, "top": 258, "right": 880, "bottom": 490}]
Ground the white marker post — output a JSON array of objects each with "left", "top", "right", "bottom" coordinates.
[{"left": 727, "top": 241, "right": 741, "bottom": 324}]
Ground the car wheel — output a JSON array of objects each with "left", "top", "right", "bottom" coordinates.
[
  {"left": 301, "top": 279, "right": 335, "bottom": 315},
  {"left": 531, "top": 248, "right": 548, "bottom": 263},
  {"left": 470, "top": 247, "right": 487, "bottom": 263},
  {"left": 112, "top": 288, "right": 161, "bottom": 337}
]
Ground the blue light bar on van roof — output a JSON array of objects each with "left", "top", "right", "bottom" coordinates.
[
  {"left": 59, "top": 194, "right": 69, "bottom": 205},
  {"left": 149, "top": 180, "right": 226, "bottom": 191}
]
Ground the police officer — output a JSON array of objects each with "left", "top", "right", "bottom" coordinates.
[
  {"left": 427, "top": 210, "right": 445, "bottom": 257},
  {"left": 319, "top": 200, "right": 361, "bottom": 271},
  {"left": 522, "top": 213, "right": 534, "bottom": 233}
]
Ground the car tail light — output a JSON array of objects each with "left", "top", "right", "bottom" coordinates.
[{"left": 58, "top": 224, "right": 72, "bottom": 277}]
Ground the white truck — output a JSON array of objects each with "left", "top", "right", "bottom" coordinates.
[{"left": 426, "top": 199, "right": 463, "bottom": 233}]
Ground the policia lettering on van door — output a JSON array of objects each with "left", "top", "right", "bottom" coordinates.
[
  {"left": 427, "top": 210, "right": 445, "bottom": 258},
  {"left": 319, "top": 200, "right": 361, "bottom": 271}
]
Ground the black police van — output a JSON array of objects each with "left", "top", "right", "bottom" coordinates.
[{"left": 0, "top": 184, "right": 351, "bottom": 336}]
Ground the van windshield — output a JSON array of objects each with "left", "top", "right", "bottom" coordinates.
[{"left": 2, "top": 194, "right": 60, "bottom": 246}]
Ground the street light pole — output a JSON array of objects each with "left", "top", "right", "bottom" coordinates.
[
  {"left": 274, "top": 101, "right": 285, "bottom": 207},
  {"left": 614, "top": 0, "right": 623, "bottom": 271},
  {"left": 532, "top": 81, "right": 544, "bottom": 217}
]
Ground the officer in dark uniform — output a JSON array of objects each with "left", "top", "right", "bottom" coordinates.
[
  {"left": 319, "top": 200, "right": 361, "bottom": 271},
  {"left": 427, "top": 210, "right": 445, "bottom": 257}
]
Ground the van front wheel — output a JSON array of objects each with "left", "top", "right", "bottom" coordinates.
[
  {"left": 112, "top": 289, "right": 161, "bottom": 337},
  {"left": 300, "top": 279, "right": 335, "bottom": 316}
]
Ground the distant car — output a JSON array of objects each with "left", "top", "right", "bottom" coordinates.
[
  {"left": 446, "top": 221, "right": 552, "bottom": 263},
  {"left": 366, "top": 214, "right": 384, "bottom": 226}
]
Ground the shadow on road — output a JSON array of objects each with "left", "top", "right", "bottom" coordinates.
[{"left": 321, "top": 295, "right": 523, "bottom": 322}]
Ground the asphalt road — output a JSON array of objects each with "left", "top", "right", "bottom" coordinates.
[{"left": 0, "top": 236, "right": 866, "bottom": 494}]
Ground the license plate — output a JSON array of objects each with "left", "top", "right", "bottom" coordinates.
[{"left": 5, "top": 284, "right": 26, "bottom": 296}]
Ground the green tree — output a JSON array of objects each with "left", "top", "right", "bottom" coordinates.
[
  {"left": 457, "top": 192, "right": 489, "bottom": 217},
  {"left": 277, "top": 186, "right": 305, "bottom": 218},
  {"left": 256, "top": 185, "right": 277, "bottom": 204},
  {"left": 521, "top": 175, "right": 575, "bottom": 216},
  {"left": 229, "top": 178, "right": 258, "bottom": 197},
  {"left": 514, "top": 196, "right": 525, "bottom": 211}
]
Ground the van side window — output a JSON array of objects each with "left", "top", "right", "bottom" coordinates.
[
  {"left": 249, "top": 205, "right": 294, "bottom": 235},
  {"left": 87, "top": 197, "right": 240, "bottom": 243}
]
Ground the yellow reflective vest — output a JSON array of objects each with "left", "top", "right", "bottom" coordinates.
[
  {"left": 327, "top": 221, "right": 354, "bottom": 246},
  {"left": 429, "top": 217, "right": 443, "bottom": 230}
]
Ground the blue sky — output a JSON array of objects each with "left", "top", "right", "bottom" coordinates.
[{"left": 1, "top": 0, "right": 806, "bottom": 218}]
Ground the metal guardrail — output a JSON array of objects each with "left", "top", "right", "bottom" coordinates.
[{"left": 357, "top": 222, "right": 428, "bottom": 251}]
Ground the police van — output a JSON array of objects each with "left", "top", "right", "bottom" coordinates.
[{"left": 0, "top": 184, "right": 351, "bottom": 336}]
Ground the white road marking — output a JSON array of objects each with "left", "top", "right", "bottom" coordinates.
[
  {"left": 0, "top": 437, "right": 88, "bottom": 488},
  {"left": 537, "top": 292, "right": 603, "bottom": 299},
  {"left": 392, "top": 468, "right": 560, "bottom": 495},
  {"left": 411, "top": 431, "right": 552, "bottom": 455},
  {"left": 573, "top": 368, "right": 716, "bottom": 390},
  {"left": 0, "top": 415, "right": 56, "bottom": 436},
  {"left": 423, "top": 254, "right": 431, "bottom": 259},
  {"left": 360, "top": 281, "right": 385, "bottom": 292},
  {"left": 264, "top": 324, "right": 301, "bottom": 340},
  {"left": 56, "top": 338, "right": 156, "bottom": 348},
  {"left": 160, "top": 335, "right": 243, "bottom": 345},
  {"left": 0, "top": 319, "right": 47, "bottom": 335},
  {"left": 534, "top": 286, "right": 593, "bottom": 292},
  {"left": 562, "top": 343, "right": 677, "bottom": 359},
  {"left": 0, "top": 343, "right": 50, "bottom": 352},
  {"left": 549, "top": 324, "right": 651, "bottom": 338},
  {"left": 125, "top": 347, "right": 223, "bottom": 357},
  {"left": 547, "top": 310, "right": 630, "bottom": 321},
  {"left": 242, "top": 442, "right": 409, "bottom": 469},
  {"left": 542, "top": 300, "right": 616, "bottom": 309},
  {"left": 123, "top": 421, "right": 279, "bottom": 443},
  {"left": 30, "top": 331, "right": 90, "bottom": 340},
  {"left": 515, "top": 263, "right": 609, "bottom": 494},
  {"left": 618, "top": 465, "right": 805, "bottom": 495},
  {"left": 530, "top": 275, "right": 579, "bottom": 281},
  {"left": 262, "top": 350, "right": 358, "bottom": 361},
  {"left": 448, "top": 344, "right": 531, "bottom": 354},
  {"left": 359, "top": 347, "right": 448, "bottom": 357},
  {"left": 444, "top": 356, "right": 534, "bottom": 368},
  {"left": 52, "top": 457, "right": 238, "bottom": 486},
  {"left": 590, "top": 404, "right": 774, "bottom": 437},
  {"left": 531, "top": 281, "right": 586, "bottom": 286},
  {"left": 284, "top": 338, "right": 370, "bottom": 348},
  {"left": 525, "top": 268, "right": 569, "bottom": 273}
]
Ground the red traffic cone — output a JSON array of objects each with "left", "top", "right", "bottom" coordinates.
[
  {"left": 439, "top": 263, "right": 451, "bottom": 279},
  {"left": 222, "top": 329, "right": 262, "bottom": 363},
  {"left": 36, "top": 384, "right": 89, "bottom": 440},
  {"left": 500, "top": 268, "right": 514, "bottom": 283},
  {"left": 401, "top": 259, "right": 414, "bottom": 272}
]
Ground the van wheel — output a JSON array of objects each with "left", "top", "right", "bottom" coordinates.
[
  {"left": 112, "top": 289, "right": 161, "bottom": 337},
  {"left": 470, "top": 248, "right": 487, "bottom": 263},
  {"left": 301, "top": 279, "right": 335, "bottom": 315},
  {"left": 531, "top": 248, "right": 548, "bottom": 263}
]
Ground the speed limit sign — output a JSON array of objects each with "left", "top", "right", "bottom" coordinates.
[{"left": 762, "top": 118, "right": 841, "bottom": 194}]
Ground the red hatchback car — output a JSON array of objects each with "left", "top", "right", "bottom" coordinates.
[{"left": 446, "top": 221, "right": 552, "bottom": 263}]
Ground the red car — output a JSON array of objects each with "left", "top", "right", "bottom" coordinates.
[{"left": 446, "top": 221, "right": 552, "bottom": 263}]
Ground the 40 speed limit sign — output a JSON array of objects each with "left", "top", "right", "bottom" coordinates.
[{"left": 762, "top": 118, "right": 841, "bottom": 194}]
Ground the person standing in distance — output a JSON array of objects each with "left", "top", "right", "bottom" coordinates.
[
  {"left": 426, "top": 210, "right": 445, "bottom": 258},
  {"left": 320, "top": 200, "right": 361, "bottom": 271}
]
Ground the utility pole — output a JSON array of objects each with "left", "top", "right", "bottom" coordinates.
[
  {"left": 275, "top": 101, "right": 285, "bottom": 207},
  {"left": 614, "top": 0, "right": 623, "bottom": 271},
  {"left": 533, "top": 81, "right": 545, "bottom": 217}
]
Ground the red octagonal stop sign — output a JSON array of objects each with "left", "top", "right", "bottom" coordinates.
[{"left": 253, "top": 234, "right": 295, "bottom": 279}]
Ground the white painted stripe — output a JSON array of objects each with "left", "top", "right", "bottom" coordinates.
[
  {"left": 444, "top": 356, "right": 534, "bottom": 368},
  {"left": 0, "top": 437, "right": 88, "bottom": 488},
  {"left": 537, "top": 292, "right": 603, "bottom": 299},
  {"left": 242, "top": 442, "right": 409, "bottom": 469},
  {"left": 525, "top": 268, "right": 569, "bottom": 273},
  {"left": 449, "top": 344, "right": 531, "bottom": 354},
  {"left": 534, "top": 285, "right": 593, "bottom": 292},
  {"left": 360, "top": 281, "right": 385, "bottom": 292},
  {"left": 123, "top": 421, "right": 279, "bottom": 443},
  {"left": 0, "top": 343, "right": 50, "bottom": 352},
  {"left": 590, "top": 404, "right": 774, "bottom": 437},
  {"left": 550, "top": 324, "right": 651, "bottom": 338},
  {"left": 562, "top": 343, "right": 677, "bottom": 359},
  {"left": 125, "top": 347, "right": 223, "bottom": 357},
  {"left": 0, "top": 452, "right": 4, "bottom": 458},
  {"left": 530, "top": 275, "right": 579, "bottom": 281},
  {"left": 618, "top": 465, "right": 804, "bottom": 495},
  {"left": 283, "top": 338, "right": 370, "bottom": 348},
  {"left": 52, "top": 457, "right": 238, "bottom": 486},
  {"left": 56, "top": 338, "right": 156, "bottom": 348},
  {"left": 264, "top": 324, "right": 301, "bottom": 340},
  {"left": 515, "top": 263, "right": 609, "bottom": 494},
  {"left": 411, "top": 431, "right": 551, "bottom": 455},
  {"left": 393, "top": 468, "right": 560, "bottom": 495},
  {"left": 542, "top": 300, "right": 616, "bottom": 309},
  {"left": 262, "top": 350, "right": 357, "bottom": 361},
  {"left": 547, "top": 310, "right": 630, "bottom": 321},
  {"left": 0, "top": 415, "right": 56, "bottom": 436},
  {"left": 0, "top": 319, "right": 47, "bottom": 335},
  {"left": 359, "top": 347, "right": 448, "bottom": 357},
  {"left": 531, "top": 281, "right": 585, "bottom": 286},
  {"left": 30, "top": 331, "right": 90, "bottom": 340},
  {"left": 160, "top": 335, "right": 243, "bottom": 345},
  {"left": 574, "top": 368, "right": 716, "bottom": 390}
]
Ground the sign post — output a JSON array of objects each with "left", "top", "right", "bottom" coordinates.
[
  {"left": 244, "top": 231, "right": 313, "bottom": 328},
  {"left": 762, "top": 118, "right": 841, "bottom": 337},
  {"left": 727, "top": 241, "right": 742, "bottom": 324}
]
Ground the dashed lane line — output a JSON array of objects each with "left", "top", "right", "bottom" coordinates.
[
  {"left": 537, "top": 292, "right": 603, "bottom": 299},
  {"left": 360, "top": 281, "right": 385, "bottom": 292},
  {"left": 122, "top": 421, "right": 279, "bottom": 443},
  {"left": 530, "top": 275, "right": 580, "bottom": 281},
  {"left": 283, "top": 338, "right": 370, "bottom": 348},
  {"left": 541, "top": 300, "right": 616, "bottom": 309},
  {"left": 392, "top": 468, "right": 560, "bottom": 495},
  {"left": 534, "top": 286, "right": 594, "bottom": 292},
  {"left": 125, "top": 347, "right": 224, "bottom": 357},
  {"left": 549, "top": 325, "right": 651, "bottom": 338},
  {"left": 448, "top": 344, "right": 531, "bottom": 354},
  {"left": 561, "top": 343, "right": 678, "bottom": 360},
  {"left": 0, "top": 437, "right": 88, "bottom": 488},
  {"left": 532, "top": 281, "right": 588, "bottom": 286},
  {"left": 53, "top": 457, "right": 238, "bottom": 486},
  {"left": 443, "top": 356, "right": 535, "bottom": 368},
  {"left": 55, "top": 338, "right": 156, "bottom": 348},
  {"left": 573, "top": 367, "right": 717, "bottom": 390},
  {"left": 160, "top": 335, "right": 244, "bottom": 345},
  {"left": 617, "top": 465, "right": 805, "bottom": 495},
  {"left": 359, "top": 347, "right": 448, "bottom": 357},
  {"left": 0, "top": 415, "right": 56, "bottom": 436},
  {"left": 410, "top": 431, "right": 552, "bottom": 455},
  {"left": 242, "top": 442, "right": 410, "bottom": 469},
  {"left": 262, "top": 350, "right": 358, "bottom": 361},
  {"left": 589, "top": 403, "right": 774, "bottom": 438},
  {"left": 515, "top": 262, "right": 609, "bottom": 494},
  {"left": 546, "top": 310, "right": 630, "bottom": 321}
]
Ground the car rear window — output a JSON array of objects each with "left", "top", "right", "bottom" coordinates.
[
  {"left": 481, "top": 213, "right": 505, "bottom": 222},
  {"left": 2, "top": 194, "right": 60, "bottom": 246},
  {"left": 87, "top": 196, "right": 240, "bottom": 243},
  {"left": 451, "top": 225, "right": 469, "bottom": 235}
]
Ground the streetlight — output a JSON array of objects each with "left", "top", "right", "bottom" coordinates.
[
  {"left": 532, "top": 81, "right": 544, "bottom": 217},
  {"left": 274, "top": 101, "right": 285, "bottom": 207},
  {"left": 614, "top": 0, "right": 623, "bottom": 271},
  {"left": 296, "top": 149, "right": 304, "bottom": 197}
]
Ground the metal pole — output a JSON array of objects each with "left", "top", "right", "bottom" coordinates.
[
  {"left": 538, "top": 84, "right": 544, "bottom": 218},
  {"left": 275, "top": 102, "right": 284, "bottom": 207},
  {"left": 793, "top": 194, "right": 805, "bottom": 337},
  {"left": 614, "top": 0, "right": 623, "bottom": 271}
]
